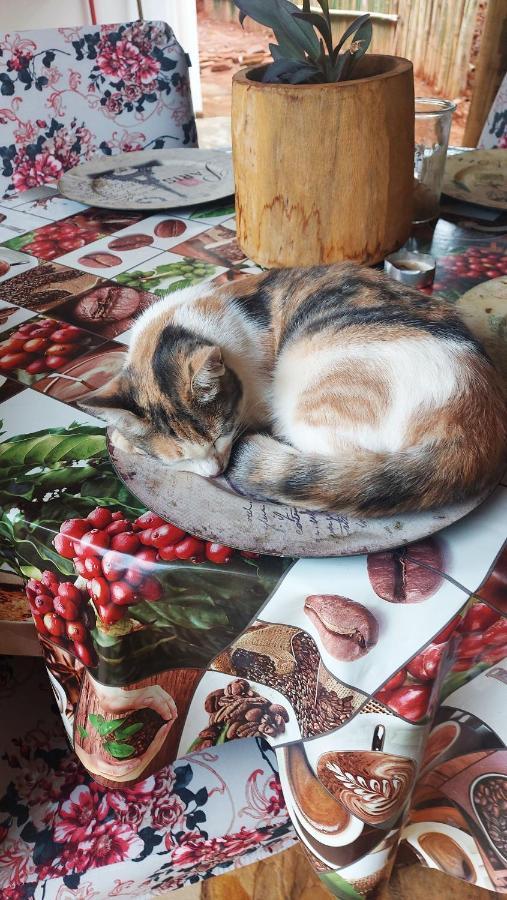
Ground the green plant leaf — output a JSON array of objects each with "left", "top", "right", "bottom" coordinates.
[
  {"left": 114, "top": 722, "right": 144, "bottom": 741},
  {"left": 332, "top": 12, "right": 371, "bottom": 62},
  {"left": 89, "top": 713, "right": 127, "bottom": 736},
  {"left": 77, "top": 725, "right": 89, "bottom": 740},
  {"left": 103, "top": 741, "right": 136, "bottom": 759},
  {"left": 293, "top": 11, "right": 333, "bottom": 56},
  {"left": 234, "top": 0, "right": 320, "bottom": 62}
]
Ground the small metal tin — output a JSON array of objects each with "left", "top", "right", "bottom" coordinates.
[{"left": 384, "top": 250, "right": 436, "bottom": 287}]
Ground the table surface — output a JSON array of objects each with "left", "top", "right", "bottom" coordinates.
[{"left": 0, "top": 184, "right": 507, "bottom": 898}]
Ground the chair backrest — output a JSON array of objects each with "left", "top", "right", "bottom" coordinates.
[
  {"left": 478, "top": 72, "right": 507, "bottom": 149},
  {"left": 0, "top": 19, "right": 197, "bottom": 199}
]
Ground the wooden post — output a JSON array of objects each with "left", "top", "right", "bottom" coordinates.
[{"left": 464, "top": 0, "right": 507, "bottom": 146}]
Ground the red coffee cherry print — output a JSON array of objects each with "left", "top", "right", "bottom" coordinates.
[
  {"left": 54, "top": 532, "right": 77, "bottom": 559},
  {"left": 111, "top": 532, "right": 140, "bottom": 554},
  {"left": 41, "top": 570, "right": 60, "bottom": 593},
  {"left": 138, "top": 576, "right": 162, "bottom": 602},
  {"left": 57, "top": 582, "right": 83, "bottom": 606},
  {"left": 111, "top": 511, "right": 124, "bottom": 521},
  {"left": 157, "top": 544, "right": 178, "bottom": 561},
  {"left": 43, "top": 612, "right": 66, "bottom": 637},
  {"left": 32, "top": 594, "right": 54, "bottom": 615},
  {"left": 73, "top": 557, "right": 87, "bottom": 577},
  {"left": 97, "top": 603, "right": 125, "bottom": 625},
  {"left": 102, "top": 550, "right": 127, "bottom": 582},
  {"left": 87, "top": 506, "right": 113, "bottom": 529},
  {"left": 460, "top": 602, "right": 499, "bottom": 633},
  {"left": 139, "top": 529, "right": 155, "bottom": 546},
  {"left": 175, "top": 536, "right": 205, "bottom": 560},
  {"left": 110, "top": 581, "right": 137, "bottom": 606},
  {"left": 89, "top": 577, "right": 110, "bottom": 605},
  {"left": 26, "top": 578, "right": 42, "bottom": 600},
  {"left": 66, "top": 620, "right": 87, "bottom": 642},
  {"left": 133, "top": 511, "right": 165, "bottom": 531},
  {"left": 73, "top": 642, "right": 95, "bottom": 667},
  {"left": 83, "top": 556, "right": 102, "bottom": 577},
  {"left": 33, "top": 613, "right": 50, "bottom": 636},
  {"left": 79, "top": 529, "right": 110, "bottom": 558},
  {"left": 124, "top": 566, "right": 144, "bottom": 587},
  {"left": 135, "top": 548, "right": 158, "bottom": 568},
  {"left": 387, "top": 685, "right": 431, "bottom": 721},
  {"left": 106, "top": 519, "right": 133, "bottom": 537},
  {"left": 205, "top": 542, "right": 233, "bottom": 564},
  {"left": 53, "top": 596, "right": 80, "bottom": 621},
  {"left": 150, "top": 523, "right": 186, "bottom": 547}
]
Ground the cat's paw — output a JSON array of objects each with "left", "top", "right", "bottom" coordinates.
[
  {"left": 110, "top": 428, "right": 146, "bottom": 456},
  {"left": 227, "top": 433, "right": 284, "bottom": 500}
]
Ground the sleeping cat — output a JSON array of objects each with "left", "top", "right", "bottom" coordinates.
[{"left": 81, "top": 264, "right": 507, "bottom": 515}]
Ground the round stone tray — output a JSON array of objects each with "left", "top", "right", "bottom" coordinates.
[{"left": 109, "top": 437, "right": 491, "bottom": 557}]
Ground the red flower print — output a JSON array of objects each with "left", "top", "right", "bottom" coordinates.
[
  {"left": 106, "top": 774, "right": 155, "bottom": 827},
  {"left": 53, "top": 784, "right": 109, "bottom": 843},
  {"left": 12, "top": 150, "right": 63, "bottom": 192},
  {"left": 168, "top": 831, "right": 207, "bottom": 864},
  {"left": 13, "top": 758, "right": 52, "bottom": 804},
  {"left": 152, "top": 794, "right": 185, "bottom": 830},
  {"left": 104, "top": 93, "right": 123, "bottom": 116},
  {"left": 0, "top": 841, "right": 36, "bottom": 893},
  {"left": 97, "top": 46, "right": 123, "bottom": 78},
  {"left": 136, "top": 56, "right": 161, "bottom": 85},
  {"left": 85, "top": 823, "right": 144, "bottom": 867},
  {"left": 221, "top": 827, "right": 268, "bottom": 859},
  {"left": 266, "top": 776, "right": 285, "bottom": 817}
]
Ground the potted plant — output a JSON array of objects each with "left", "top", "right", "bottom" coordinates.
[{"left": 231, "top": 0, "right": 414, "bottom": 267}]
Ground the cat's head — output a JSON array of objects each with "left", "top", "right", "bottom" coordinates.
[{"left": 80, "top": 324, "right": 243, "bottom": 477}]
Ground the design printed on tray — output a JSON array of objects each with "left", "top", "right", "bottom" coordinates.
[
  {"left": 0, "top": 261, "right": 102, "bottom": 312},
  {"left": 211, "top": 621, "right": 367, "bottom": 737},
  {"left": 88, "top": 159, "right": 223, "bottom": 201},
  {"left": 0, "top": 317, "right": 103, "bottom": 384}
]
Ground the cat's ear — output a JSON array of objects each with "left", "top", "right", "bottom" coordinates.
[
  {"left": 190, "top": 345, "right": 225, "bottom": 402},
  {"left": 78, "top": 375, "right": 148, "bottom": 438}
]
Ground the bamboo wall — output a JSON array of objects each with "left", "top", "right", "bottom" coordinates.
[
  {"left": 328, "top": 0, "right": 482, "bottom": 97},
  {"left": 392, "top": 0, "right": 481, "bottom": 96}
]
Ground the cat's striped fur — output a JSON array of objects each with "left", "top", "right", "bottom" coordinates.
[{"left": 82, "top": 264, "right": 507, "bottom": 514}]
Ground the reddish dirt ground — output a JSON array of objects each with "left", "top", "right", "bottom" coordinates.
[{"left": 197, "top": 10, "right": 467, "bottom": 145}]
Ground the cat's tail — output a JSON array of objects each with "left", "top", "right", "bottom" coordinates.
[{"left": 227, "top": 433, "right": 505, "bottom": 515}]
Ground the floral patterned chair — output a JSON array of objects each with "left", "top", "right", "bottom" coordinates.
[
  {"left": 0, "top": 20, "right": 197, "bottom": 200},
  {"left": 0, "top": 656, "right": 295, "bottom": 898},
  {"left": 479, "top": 73, "right": 507, "bottom": 149}
]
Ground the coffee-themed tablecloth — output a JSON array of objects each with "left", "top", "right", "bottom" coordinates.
[{"left": 0, "top": 185, "right": 506, "bottom": 898}]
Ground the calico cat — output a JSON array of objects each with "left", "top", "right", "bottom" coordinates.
[{"left": 82, "top": 264, "right": 507, "bottom": 514}]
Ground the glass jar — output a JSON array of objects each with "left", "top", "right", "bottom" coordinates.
[{"left": 413, "top": 98, "right": 456, "bottom": 224}]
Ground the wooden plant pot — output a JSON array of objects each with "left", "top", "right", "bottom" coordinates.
[{"left": 232, "top": 55, "right": 414, "bottom": 268}]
